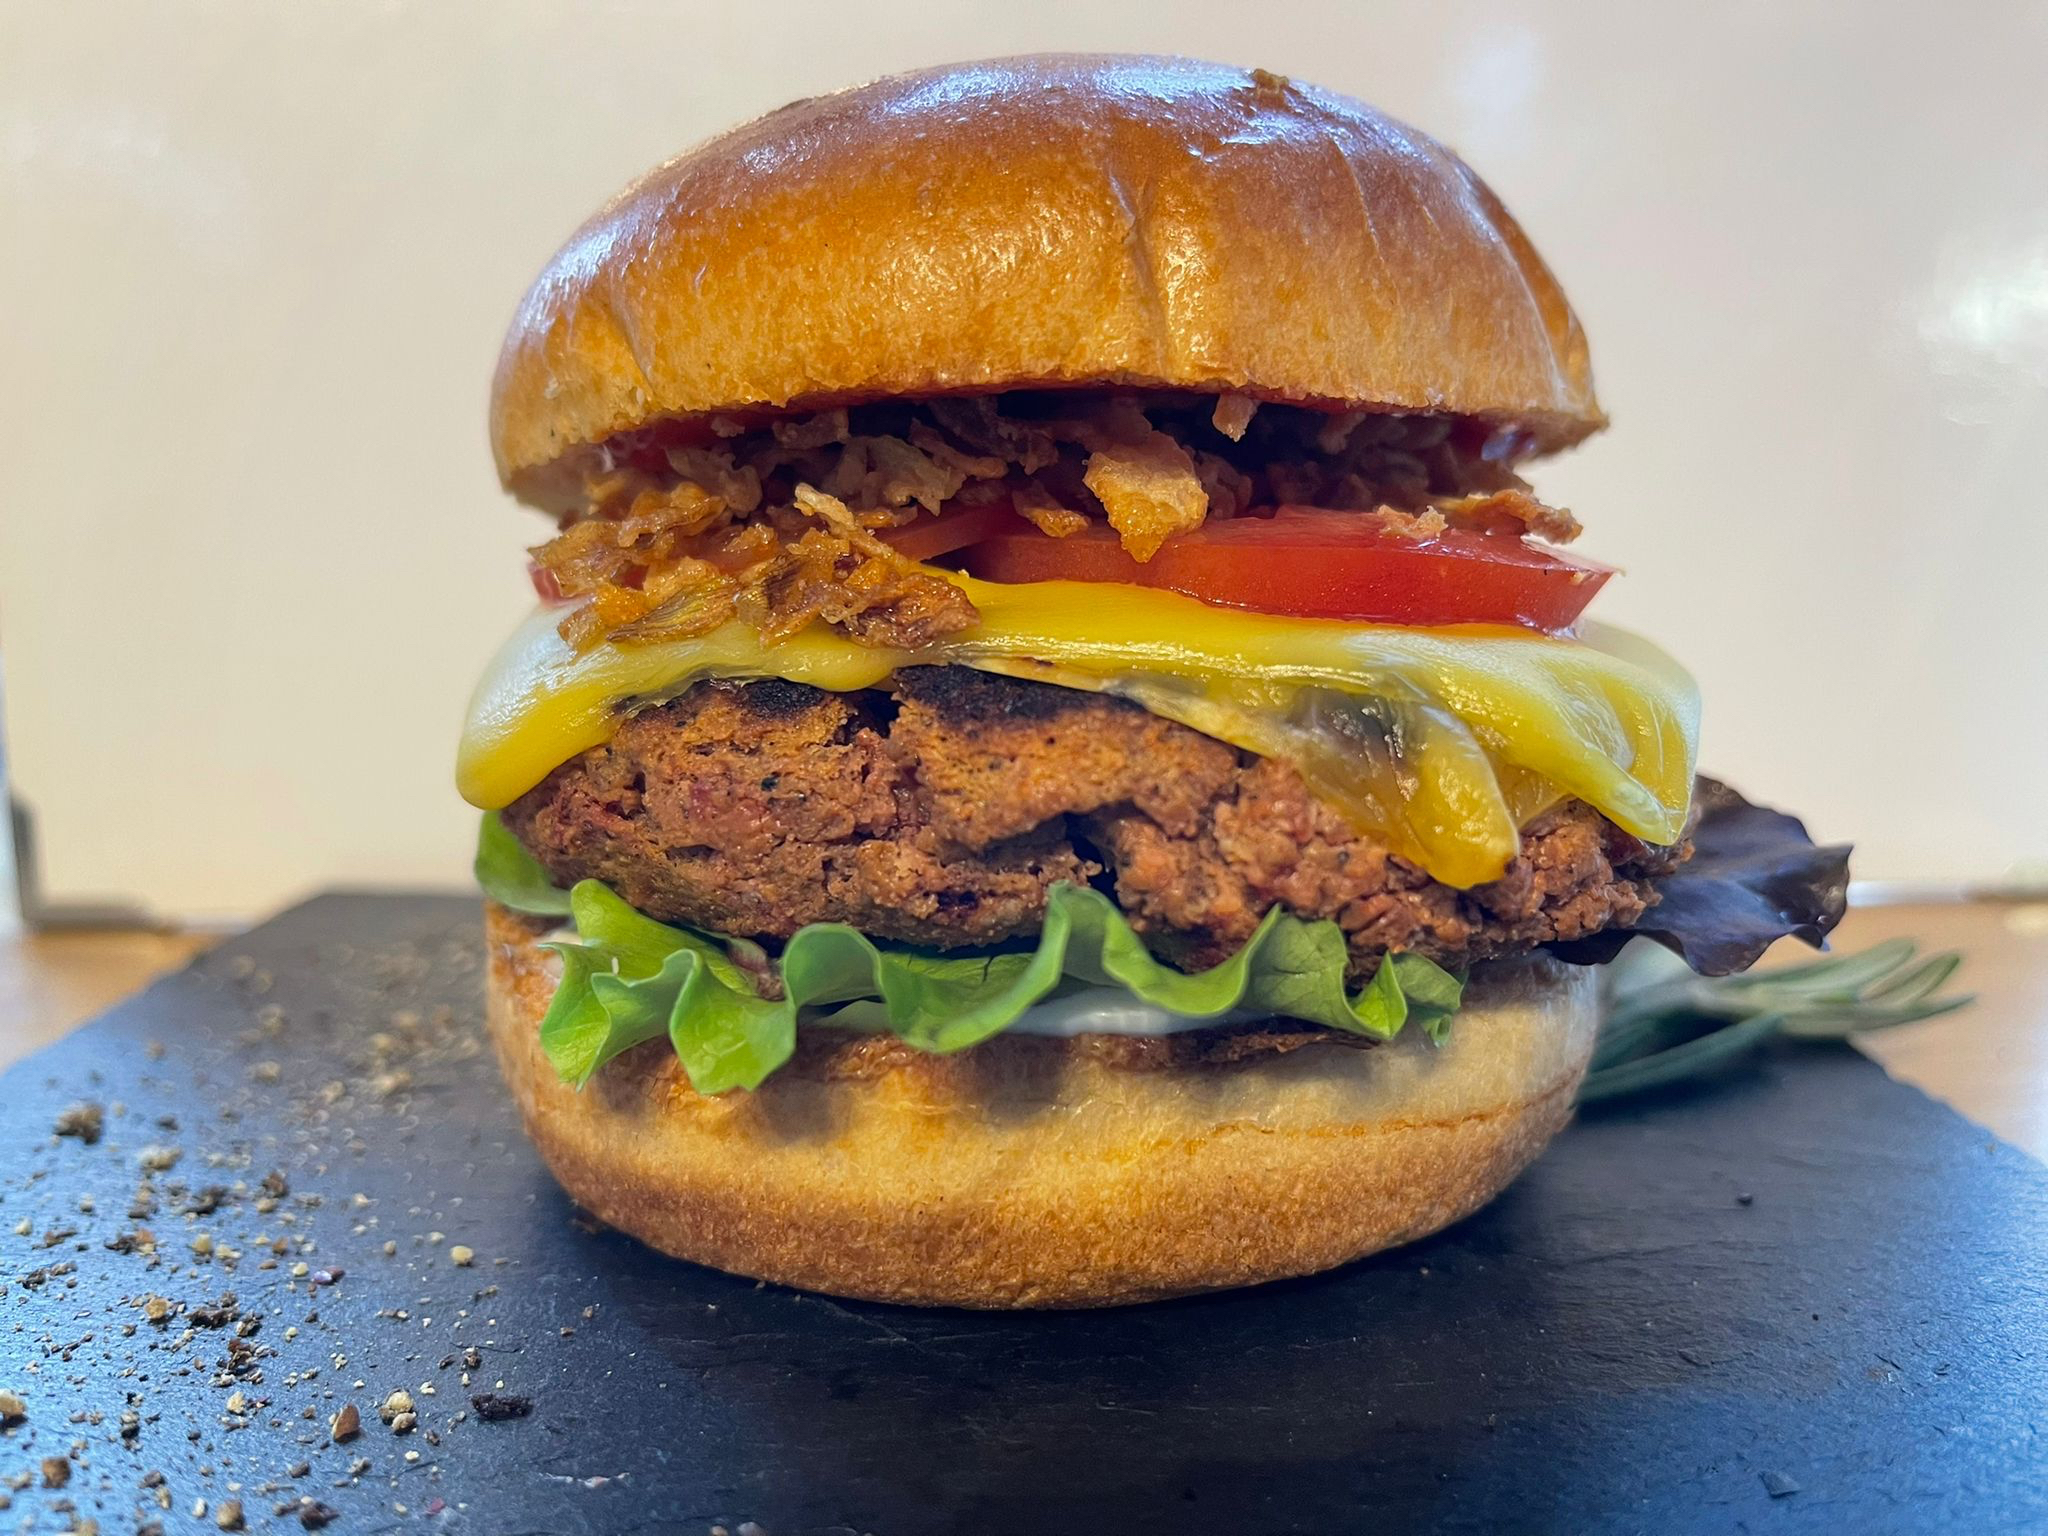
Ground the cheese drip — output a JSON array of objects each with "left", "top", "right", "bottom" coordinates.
[{"left": 458, "top": 574, "right": 1699, "bottom": 889}]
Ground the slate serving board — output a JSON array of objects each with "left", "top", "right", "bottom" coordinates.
[{"left": 2, "top": 894, "right": 2045, "bottom": 1536}]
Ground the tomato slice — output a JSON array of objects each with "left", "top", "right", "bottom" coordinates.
[
  {"left": 527, "top": 561, "right": 567, "bottom": 603},
  {"left": 955, "top": 505, "right": 1613, "bottom": 631},
  {"left": 876, "top": 501, "right": 1036, "bottom": 563}
]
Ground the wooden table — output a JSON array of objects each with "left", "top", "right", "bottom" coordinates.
[
  {"left": 2, "top": 900, "right": 2042, "bottom": 1157},
  {"left": 0, "top": 926, "right": 215, "bottom": 1063},
  {"left": 1824, "top": 900, "right": 2048, "bottom": 1159}
]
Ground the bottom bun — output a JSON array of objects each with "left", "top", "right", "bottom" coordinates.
[{"left": 483, "top": 901, "right": 1598, "bottom": 1308}]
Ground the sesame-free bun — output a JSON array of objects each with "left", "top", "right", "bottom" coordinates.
[
  {"left": 490, "top": 54, "right": 1602, "bottom": 502},
  {"left": 483, "top": 901, "right": 1598, "bottom": 1308}
]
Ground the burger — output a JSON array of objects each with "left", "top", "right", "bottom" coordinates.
[{"left": 462, "top": 55, "right": 1843, "bottom": 1307}]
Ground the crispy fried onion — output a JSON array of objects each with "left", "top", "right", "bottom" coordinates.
[
  {"left": 542, "top": 471, "right": 973, "bottom": 653},
  {"left": 1437, "top": 488, "right": 1582, "bottom": 545},
  {"left": 1081, "top": 431, "right": 1210, "bottom": 561},
  {"left": 531, "top": 392, "right": 1562, "bottom": 651}
]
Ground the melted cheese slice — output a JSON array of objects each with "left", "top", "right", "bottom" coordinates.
[{"left": 458, "top": 575, "right": 1700, "bottom": 890}]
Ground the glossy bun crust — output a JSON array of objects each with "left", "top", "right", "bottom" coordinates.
[
  {"left": 490, "top": 54, "right": 1602, "bottom": 501},
  {"left": 484, "top": 901, "right": 1598, "bottom": 1308}
]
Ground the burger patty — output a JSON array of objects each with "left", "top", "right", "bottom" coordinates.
[{"left": 502, "top": 667, "right": 1686, "bottom": 975}]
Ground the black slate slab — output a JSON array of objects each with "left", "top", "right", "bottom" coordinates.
[{"left": 2, "top": 892, "right": 2045, "bottom": 1536}]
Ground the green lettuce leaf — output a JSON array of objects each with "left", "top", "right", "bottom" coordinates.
[
  {"left": 474, "top": 811, "right": 573, "bottom": 917},
  {"left": 476, "top": 814, "right": 1465, "bottom": 1093}
]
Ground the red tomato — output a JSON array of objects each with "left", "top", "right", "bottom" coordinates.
[
  {"left": 876, "top": 502, "right": 1037, "bottom": 563},
  {"left": 527, "top": 561, "right": 566, "bottom": 603},
  {"left": 955, "top": 506, "right": 1613, "bottom": 631}
]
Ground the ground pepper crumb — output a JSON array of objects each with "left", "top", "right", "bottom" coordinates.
[
  {"left": 470, "top": 1392, "right": 533, "bottom": 1422},
  {"left": 53, "top": 1103, "right": 105, "bottom": 1144}
]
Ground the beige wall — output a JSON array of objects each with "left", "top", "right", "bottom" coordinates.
[{"left": 3, "top": 2, "right": 2044, "bottom": 922}]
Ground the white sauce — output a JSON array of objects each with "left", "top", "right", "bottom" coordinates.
[
  {"left": 811, "top": 990, "right": 1240, "bottom": 1037},
  {"left": 934, "top": 989, "right": 1242, "bottom": 1038}
]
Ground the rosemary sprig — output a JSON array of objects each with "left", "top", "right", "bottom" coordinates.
[{"left": 1577, "top": 937, "right": 1972, "bottom": 1105}]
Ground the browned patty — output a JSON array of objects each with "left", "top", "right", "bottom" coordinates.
[{"left": 502, "top": 667, "right": 1686, "bottom": 975}]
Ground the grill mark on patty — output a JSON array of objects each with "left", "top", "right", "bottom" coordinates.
[
  {"left": 723, "top": 675, "right": 833, "bottom": 719},
  {"left": 892, "top": 664, "right": 1128, "bottom": 726}
]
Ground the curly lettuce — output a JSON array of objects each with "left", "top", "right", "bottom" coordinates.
[{"left": 476, "top": 813, "right": 1463, "bottom": 1094}]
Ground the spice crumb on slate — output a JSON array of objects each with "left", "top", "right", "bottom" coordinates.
[
  {"left": 54, "top": 1102, "right": 105, "bottom": 1144},
  {"left": 1736, "top": 1192, "right": 1755, "bottom": 1206},
  {"left": 1761, "top": 1470, "right": 1802, "bottom": 1498},
  {"left": 469, "top": 1392, "right": 533, "bottom": 1422},
  {"left": 5, "top": 930, "right": 532, "bottom": 1526}
]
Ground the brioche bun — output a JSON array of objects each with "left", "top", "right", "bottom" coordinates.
[
  {"left": 490, "top": 53, "right": 1601, "bottom": 502},
  {"left": 483, "top": 901, "right": 1597, "bottom": 1308}
]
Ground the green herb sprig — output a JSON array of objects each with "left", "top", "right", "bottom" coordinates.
[{"left": 1579, "top": 937, "right": 1971, "bottom": 1105}]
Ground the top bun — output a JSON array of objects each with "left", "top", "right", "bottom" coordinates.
[{"left": 490, "top": 54, "right": 1602, "bottom": 501}]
